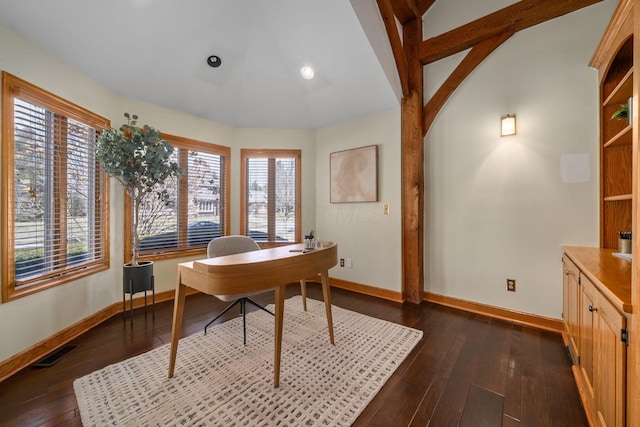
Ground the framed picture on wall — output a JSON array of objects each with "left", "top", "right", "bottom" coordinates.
[{"left": 330, "top": 145, "right": 378, "bottom": 203}]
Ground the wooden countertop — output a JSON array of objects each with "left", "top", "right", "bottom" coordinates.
[{"left": 562, "top": 246, "right": 632, "bottom": 314}]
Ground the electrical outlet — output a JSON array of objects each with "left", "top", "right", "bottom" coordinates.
[
  {"left": 507, "top": 279, "right": 516, "bottom": 292},
  {"left": 383, "top": 204, "right": 389, "bottom": 214},
  {"left": 340, "top": 258, "right": 345, "bottom": 267}
]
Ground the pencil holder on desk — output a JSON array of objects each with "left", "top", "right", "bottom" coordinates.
[
  {"left": 619, "top": 231, "right": 632, "bottom": 254},
  {"left": 619, "top": 239, "right": 632, "bottom": 254},
  {"left": 304, "top": 238, "right": 321, "bottom": 249}
]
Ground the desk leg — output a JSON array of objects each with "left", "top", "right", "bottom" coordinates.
[
  {"left": 274, "top": 284, "right": 285, "bottom": 387},
  {"left": 168, "top": 271, "right": 186, "bottom": 378},
  {"left": 320, "top": 270, "right": 335, "bottom": 345},
  {"left": 300, "top": 279, "right": 307, "bottom": 311}
]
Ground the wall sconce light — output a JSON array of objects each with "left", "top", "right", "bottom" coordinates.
[{"left": 501, "top": 114, "right": 516, "bottom": 136}]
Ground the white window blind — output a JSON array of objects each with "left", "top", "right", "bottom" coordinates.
[
  {"left": 132, "top": 138, "right": 229, "bottom": 259},
  {"left": 9, "top": 95, "right": 107, "bottom": 292},
  {"left": 242, "top": 150, "right": 300, "bottom": 243},
  {"left": 186, "top": 150, "right": 225, "bottom": 246}
]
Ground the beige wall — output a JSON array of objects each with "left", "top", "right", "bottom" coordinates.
[
  {"left": 315, "top": 109, "right": 402, "bottom": 290},
  {"left": 423, "top": 0, "right": 616, "bottom": 318}
]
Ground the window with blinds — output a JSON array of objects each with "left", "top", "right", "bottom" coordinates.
[
  {"left": 2, "top": 72, "right": 110, "bottom": 301},
  {"left": 128, "top": 136, "right": 230, "bottom": 261},
  {"left": 240, "top": 149, "right": 301, "bottom": 245}
]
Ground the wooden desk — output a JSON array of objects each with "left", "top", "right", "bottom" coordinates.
[{"left": 167, "top": 242, "right": 338, "bottom": 387}]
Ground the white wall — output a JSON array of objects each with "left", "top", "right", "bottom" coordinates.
[
  {"left": 315, "top": 109, "right": 402, "bottom": 290},
  {"left": 423, "top": 0, "right": 616, "bottom": 318}
]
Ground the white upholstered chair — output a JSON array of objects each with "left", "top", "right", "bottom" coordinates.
[
  {"left": 203, "top": 235, "right": 274, "bottom": 344},
  {"left": 203, "top": 235, "right": 309, "bottom": 344}
]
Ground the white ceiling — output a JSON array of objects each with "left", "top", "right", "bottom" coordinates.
[{"left": 0, "top": 0, "right": 400, "bottom": 129}]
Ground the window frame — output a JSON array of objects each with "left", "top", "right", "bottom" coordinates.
[
  {"left": 1, "top": 72, "right": 110, "bottom": 302},
  {"left": 124, "top": 134, "right": 230, "bottom": 263},
  {"left": 240, "top": 148, "right": 301, "bottom": 247}
]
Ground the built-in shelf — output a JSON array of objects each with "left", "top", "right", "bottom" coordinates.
[
  {"left": 600, "top": 34, "right": 634, "bottom": 252},
  {"left": 604, "top": 124, "right": 632, "bottom": 147},
  {"left": 604, "top": 194, "right": 633, "bottom": 201},
  {"left": 603, "top": 68, "right": 633, "bottom": 107}
]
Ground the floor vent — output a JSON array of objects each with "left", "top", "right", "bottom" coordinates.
[{"left": 32, "top": 345, "right": 77, "bottom": 368}]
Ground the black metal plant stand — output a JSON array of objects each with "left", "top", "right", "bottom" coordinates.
[{"left": 122, "top": 261, "right": 155, "bottom": 324}]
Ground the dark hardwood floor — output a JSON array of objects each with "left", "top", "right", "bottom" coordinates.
[{"left": 0, "top": 283, "right": 587, "bottom": 426}]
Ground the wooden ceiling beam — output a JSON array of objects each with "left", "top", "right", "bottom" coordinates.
[
  {"left": 419, "top": 0, "right": 603, "bottom": 64},
  {"left": 423, "top": 32, "right": 514, "bottom": 136},
  {"left": 416, "top": 0, "right": 436, "bottom": 16},
  {"left": 388, "top": 0, "right": 421, "bottom": 24},
  {"left": 377, "top": 0, "right": 410, "bottom": 96}
]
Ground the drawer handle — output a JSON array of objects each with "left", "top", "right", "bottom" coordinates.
[
  {"left": 589, "top": 305, "right": 598, "bottom": 313},
  {"left": 564, "top": 270, "right": 571, "bottom": 276}
]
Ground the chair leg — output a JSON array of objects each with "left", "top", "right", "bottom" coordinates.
[
  {"left": 242, "top": 298, "right": 273, "bottom": 346},
  {"left": 300, "top": 279, "right": 307, "bottom": 311},
  {"left": 245, "top": 297, "right": 275, "bottom": 316},
  {"left": 204, "top": 299, "right": 243, "bottom": 334},
  {"left": 206, "top": 297, "right": 273, "bottom": 345},
  {"left": 241, "top": 299, "right": 247, "bottom": 346}
]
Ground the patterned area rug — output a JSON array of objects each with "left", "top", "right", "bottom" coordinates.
[{"left": 73, "top": 296, "right": 423, "bottom": 426}]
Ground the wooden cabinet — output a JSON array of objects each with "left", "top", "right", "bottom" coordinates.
[
  {"left": 579, "top": 275, "right": 597, "bottom": 413},
  {"left": 563, "top": 254, "right": 580, "bottom": 361},
  {"left": 579, "top": 275, "right": 627, "bottom": 427},
  {"left": 594, "top": 285, "right": 627, "bottom": 427},
  {"left": 562, "top": 247, "right": 630, "bottom": 426}
]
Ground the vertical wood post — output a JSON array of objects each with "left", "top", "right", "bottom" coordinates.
[
  {"left": 401, "top": 18, "right": 424, "bottom": 304},
  {"left": 401, "top": 90, "right": 424, "bottom": 303}
]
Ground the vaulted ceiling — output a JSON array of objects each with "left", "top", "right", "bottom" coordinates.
[
  {"left": 0, "top": 0, "right": 607, "bottom": 133},
  {"left": 0, "top": 0, "right": 400, "bottom": 129}
]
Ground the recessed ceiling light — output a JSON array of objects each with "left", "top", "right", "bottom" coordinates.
[
  {"left": 300, "top": 66, "right": 314, "bottom": 80},
  {"left": 207, "top": 55, "right": 222, "bottom": 68}
]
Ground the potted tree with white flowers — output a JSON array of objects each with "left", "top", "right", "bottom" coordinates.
[{"left": 96, "top": 113, "right": 184, "bottom": 310}]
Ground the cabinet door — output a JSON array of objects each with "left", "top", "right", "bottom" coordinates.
[
  {"left": 563, "top": 257, "right": 570, "bottom": 331},
  {"left": 595, "top": 296, "right": 626, "bottom": 427},
  {"left": 563, "top": 256, "right": 580, "bottom": 361},
  {"left": 568, "top": 269, "right": 580, "bottom": 356},
  {"left": 580, "top": 278, "right": 597, "bottom": 411}
]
